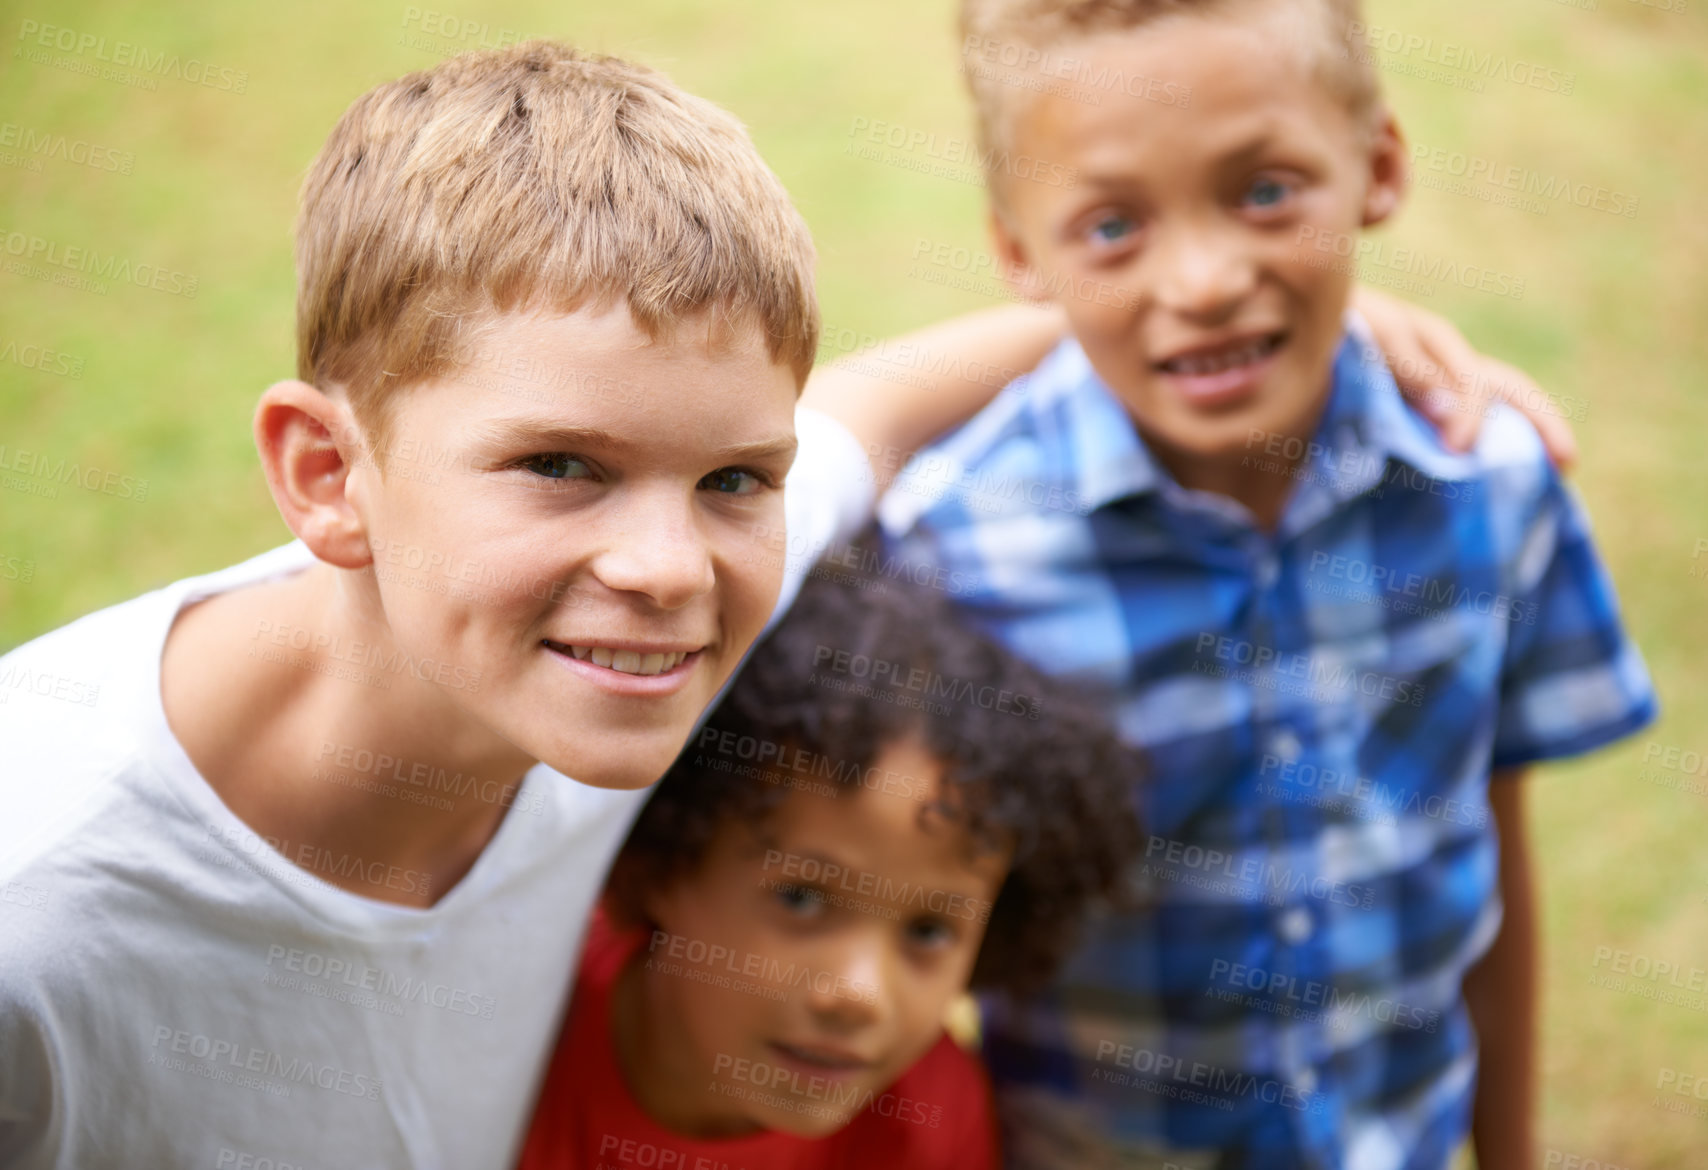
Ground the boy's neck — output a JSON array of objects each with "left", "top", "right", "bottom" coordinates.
[
  {"left": 1135, "top": 387, "right": 1336, "bottom": 535},
  {"left": 160, "top": 562, "right": 539, "bottom": 908},
  {"left": 1144, "top": 437, "right": 1292, "bottom": 531}
]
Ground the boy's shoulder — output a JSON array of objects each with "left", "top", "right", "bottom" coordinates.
[
  {"left": 0, "top": 543, "right": 316, "bottom": 868},
  {"left": 1339, "top": 328, "right": 1576, "bottom": 557},
  {"left": 1456, "top": 402, "right": 1566, "bottom": 531},
  {"left": 0, "top": 575, "right": 214, "bottom": 876},
  {"left": 1329, "top": 317, "right": 1555, "bottom": 492}
]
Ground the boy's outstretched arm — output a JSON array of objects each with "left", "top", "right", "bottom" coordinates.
[
  {"left": 803, "top": 291, "right": 1578, "bottom": 488},
  {"left": 802, "top": 304, "right": 1067, "bottom": 492},
  {"left": 1464, "top": 769, "right": 1539, "bottom": 1169}
]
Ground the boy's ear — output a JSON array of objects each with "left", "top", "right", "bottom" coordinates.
[
  {"left": 253, "top": 380, "right": 373, "bottom": 570},
  {"left": 988, "top": 205, "right": 1053, "bottom": 304},
  {"left": 1361, "top": 109, "right": 1409, "bottom": 229}
]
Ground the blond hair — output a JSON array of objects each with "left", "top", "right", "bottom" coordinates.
[
  {"left": 295, "top": 41, "right": 818, "bottom": 441},
  {"left": 960, "top": 0, "right": 1381, "bottom": 203}
]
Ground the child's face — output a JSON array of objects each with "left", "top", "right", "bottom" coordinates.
[
  {"left": 345, "top": 306, "right": 800, "bottom": 790},
  {"left": 635, "top": 739, "right": 1010, "bottom": 1138},
  {"left": 991, "top": 6, "right": 1405, "bottom": 466}
]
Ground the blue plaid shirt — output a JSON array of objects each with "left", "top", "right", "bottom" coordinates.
[{"left": 876, "top": 329, "right": 1657, "bottom": 1170}]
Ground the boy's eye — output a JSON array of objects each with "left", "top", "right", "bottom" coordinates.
[
  {"left": 1088, "top": 214, "right": 1136, "bottom": 246},
  {"left": 518, "top": 453, "right": 593, "bottom": 480},
  {"left": 905, "top": 917, "right": 955, "bottom": 949},
  {"left": 1244, "top": 177, "right": 1292, "bottom": 210},
  {"left": 776, "top": 883, "right": 827, "bottom": 919},
  {"left": 700, "top": 467, "right": 768, "bottom": 496}
]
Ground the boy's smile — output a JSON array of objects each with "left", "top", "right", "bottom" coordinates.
[{"left": 989, "top": 3, "right": 1406, "bottom": 512}]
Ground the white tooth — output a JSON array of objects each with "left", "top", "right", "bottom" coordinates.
[
  {"left": 611, "top": 649, "right": 642, "bottom": 674},
  {"left": 639, "top": 653, "right": 665, "bottom": 675},
  {"left": 590, "top": 647, "right": 614, "bottom": 668},
  {"left": 571, "top": 645, "right": 590, "bottom": 660}
]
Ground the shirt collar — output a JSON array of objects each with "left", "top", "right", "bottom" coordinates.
[
  {"left": 1057, "top": 343, "right": 1164, "bottom": 512},
  {"left": 1325, "top": 318, "right": 1478, "bottom": 485},
  {"left": 1062, "top": 321, "right": 1477, "bottom": 517}
]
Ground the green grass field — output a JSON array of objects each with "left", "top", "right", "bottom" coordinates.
[{"left": 2, "top": 1, "right": 1705, "bottom": 1163}]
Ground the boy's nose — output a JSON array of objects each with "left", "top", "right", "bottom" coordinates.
[
  {"left": 1149, "top": 223, "right": 1257, "bottom": 321},
  {"left": 803, "top": 940, "right": 890, "bottom": 1034},
  {"left": 588, "top": 491, "right": 716, "bottom": 609}
]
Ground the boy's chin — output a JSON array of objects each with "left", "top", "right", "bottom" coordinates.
[
  {"left": 1132, "top": 406, "right": 1286, "bottom": 462},
  {"left": 1129, "top": 380, "right": 1325, "bottom": 461},
  {"left": 535, "top": 738, "right": 683, "bottom": 791},
  {"left": 758, "top": 1105, "right": 859, "bottom": 1140}
]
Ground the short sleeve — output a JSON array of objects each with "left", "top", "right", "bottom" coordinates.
[
  {"left": 1490, "top": 473, "right": 1658, "bottom": 769},
  {"left": 767, "top": 406, "right": 878, "bottom": 631},
  {"left": 0, "top": 972, "right": 55, "bottom": 1167}
]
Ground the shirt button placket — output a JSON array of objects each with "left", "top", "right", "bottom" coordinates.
[
  {"left": 1246, "top": 538, "right": 1320, "bottom": 1155},
  {"left": 1277, "top": 905, "right": 1313, "bottom": 946},
  {"left": 1269, "top": 728, "right": 1302, "bottom": 765}
]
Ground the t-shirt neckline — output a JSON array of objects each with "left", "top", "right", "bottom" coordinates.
[{"left": 140, "top": 540, "right": 548, "bottom": 935}]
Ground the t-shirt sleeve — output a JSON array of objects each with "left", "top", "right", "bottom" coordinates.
[
  {"left": 766, "top": 406, "right": 878, "bottom": 631},
  {"left": 1490, "top": 471, "right": 1658, "bottom": 770},
  {"left": 0, "top": 968, "right": 55, "bottom": 1167}
]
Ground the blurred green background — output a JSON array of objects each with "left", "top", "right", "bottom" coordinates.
[{"left": 2, "top": 1, "right": 1704, "bottom": 1164}]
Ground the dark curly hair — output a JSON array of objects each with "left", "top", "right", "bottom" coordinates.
[{"left": 606, "top": 538, "right": 1144, "bottom": 995}]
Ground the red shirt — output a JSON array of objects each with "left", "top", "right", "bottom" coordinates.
[{"left": 517, "top": 913, "right": 1001, "bottom": 1170}]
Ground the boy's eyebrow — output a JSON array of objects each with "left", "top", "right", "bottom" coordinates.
[
  {"left": 1076, "top": 129, "right": 1279, "bottom": 191},
  {"left": 782, "top": 849, "right": 1000, "bottom": 904},
  {"left": 471, "top": 418, "right": 798, "bottom": 463},
  {"left": 1213, "top": 131, "right": 1281, "bottom": 170}
]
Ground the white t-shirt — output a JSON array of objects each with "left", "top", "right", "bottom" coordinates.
[{"left": 0, "top": 408, "right": 873, "bottom": 1170}]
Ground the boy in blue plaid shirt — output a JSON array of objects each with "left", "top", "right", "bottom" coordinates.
[{"left": 837, "top": 1, "right": 1658, "bottom": 1167}]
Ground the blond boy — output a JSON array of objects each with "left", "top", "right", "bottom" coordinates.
[{"left": 0, "top": 43, "right": 879, "bottom": 1169}]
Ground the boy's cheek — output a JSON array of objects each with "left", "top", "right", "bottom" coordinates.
[
  {"left": 718, "top": 514, "right": 791, "bottom": 627},
  {"left": 1056, "top": 297, "right": 1139, "bottom": 369}
]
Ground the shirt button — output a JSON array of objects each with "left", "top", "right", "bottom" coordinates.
[
  {"left": 1256, "top": 554, "right": 1280, "bottom": 590},
  {"left": 1277, "top": 906, "right": 1313, "bottom": 944},
  {"left": 1295, "top": 1067, "right": 1319, "bottom": 1096},
  {"left": 1269, "top": 729, "right": 1302, "bottom": 762}
]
